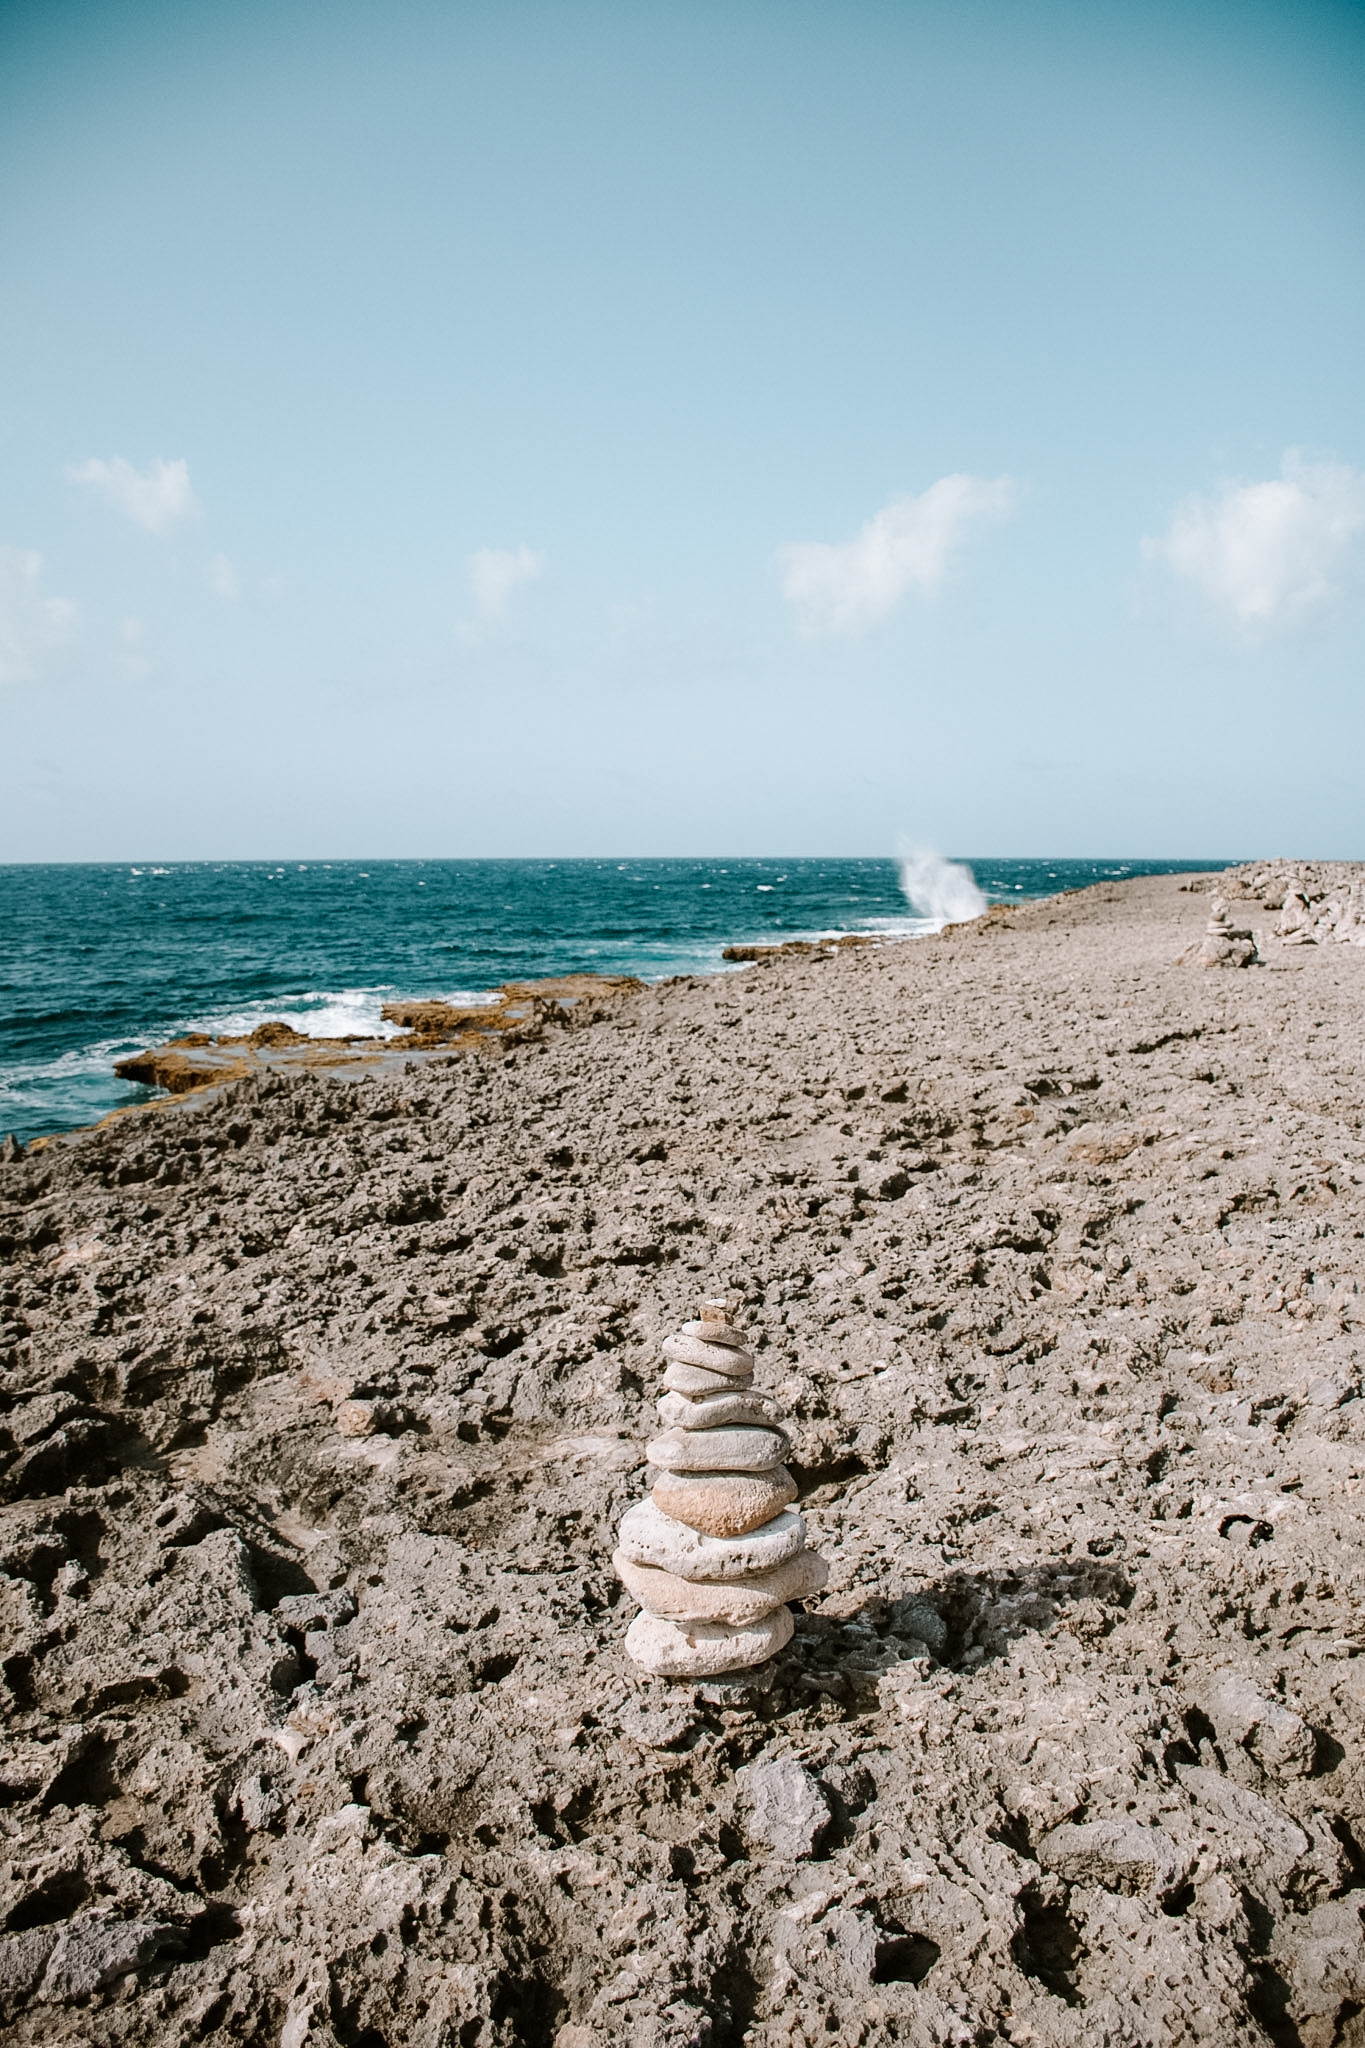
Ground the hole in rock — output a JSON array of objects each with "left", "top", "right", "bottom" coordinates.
[
  {"left": 179, "top": 1904, "right": 243, "bottom": 1959},
  {"left": 872, "top": 1932, "right": 941, "bottom": 1984},
  {"left": 1246, "top": 1960, "right": 1303, "bottom": 2048},
  {"left": 475, "top": 1652, "right": 520, "bottom": 1687},
  {"left": 7, "top": 1868, "right": 90, "bottom": 1930},
  {"left": 1012, "top": 1884, "right": 1083, "bottom": 2005},
  {"left": 1312, "top": 1730, "right": 1346, "bottom": 1778},
  {"left": 44, "top": 1731, "right": 120, "bottom": 1809},
  {"left": 1331, "top": 1817, "right": 1365, "bottom": 1887},
  {"left": 489, "top": 1970, "right": 566, "bottom": 2047},
  {"left": 1183, "top": 1706, "right": 1220, "bottom": 1758}
]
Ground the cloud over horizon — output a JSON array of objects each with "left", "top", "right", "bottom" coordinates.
[
  {"left": 209, "top": 554, "right": 240, "bottom": 601},
  {"left": 66, "top": 455, "right": 200, "bottom": 533},
  {"left": 468, "top": 545, "right": 545, "bottom": 618},
  {"left": 1144, "top": 450, "right": 1365, "bottom": 631},
  {"left": 0, "top": 547, "right": 76, "bottom": 685},
  {"left": 779, "top": 474, "right": 1017, "bottom": 634}
]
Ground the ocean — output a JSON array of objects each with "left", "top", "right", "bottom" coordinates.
[{"left": 0, "top": 856, "right": 1230, "bottom": 1143}]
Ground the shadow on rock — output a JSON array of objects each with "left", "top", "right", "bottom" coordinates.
[{"left": 919, "top": 1558, "right": 1133, "bottom": 1671}]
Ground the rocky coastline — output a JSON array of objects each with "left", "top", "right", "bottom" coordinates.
[{"left": 3, "top": 865, "right": 1365, "bottom": 2046}]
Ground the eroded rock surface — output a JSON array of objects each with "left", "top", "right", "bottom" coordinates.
[{"left": 1, "top": 869, "right": 1364, "bottom": 2045}]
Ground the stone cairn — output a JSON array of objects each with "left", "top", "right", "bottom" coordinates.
[
  {"left": 614, "top": 1298, "right": 828, "bottom": 1678},
  {"left": 1199, "top": 898, "right": 1258, "bottom": 969}
]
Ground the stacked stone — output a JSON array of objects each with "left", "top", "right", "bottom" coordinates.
[
  {"left": 615, "top": 1299, "right": 828, "bottom": 1678},
  {"left": 1199, "top": 898, "right": 1257, "bottom": 969}
]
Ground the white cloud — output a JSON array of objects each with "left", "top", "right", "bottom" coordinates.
[
  {"left": 0, "top": 547, "right": 76, "bottom": 685},
  {"left": 1144, "top": 450, "right": 1365, "bottom": 629},
  {"left": 66, "top": 454, "right": 200, "bottom": 533},
  {"left": 779, "top": 474, "right": 1017, "bottom": 635},
  {"left": 209, "top": 553, "right": 240, "bottom": 601},
  {"left": 468, "top": 544, "right": 545, "bottom": 617}
]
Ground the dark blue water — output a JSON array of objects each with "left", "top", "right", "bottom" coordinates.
[{"left": 0, "top": 857, "right": 1231, "bottom": 1142}]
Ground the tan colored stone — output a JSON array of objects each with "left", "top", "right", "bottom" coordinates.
[
  {"left": 652, "top": 1466, "right": 798, "bottom": 1537},
  {"left": 646, "top": 1425, "right": 788, "bottom": 1473},
  {"left": 623, "top": 1604, "right": 793, "bottom": 1677},
  {"left": 613, "top": 1548, "right": 829, "bottom": 1625},
  {"left": 335, "top": 1400, "right": 377, "bottom": 1437},
  {"left": 662, "top": 1333, "right": 754, "bottom": 1376},
  {"left": 616, "top": 1499, "right": 807, "bottom": 1581},
  {"left": 662, "top": 1360, "right": 754, "bottom": 1397},
  {"left": 688, "top": 1313, "right": 748, "bottom": 1350},
  {"left": 657, "top": 1389, "right": 778, "bottom": 1431}
]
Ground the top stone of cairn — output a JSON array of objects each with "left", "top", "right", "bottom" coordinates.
[
  {"left": 615, "top": 1297, "right": 828, "bottom": 1678},
  {"left": 694, "top": 1298, "right": 748, "bottom": 1348}
]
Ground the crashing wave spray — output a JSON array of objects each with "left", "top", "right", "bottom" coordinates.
[{"left": 898, "top": 846, "right": 987, "bottom": 927}]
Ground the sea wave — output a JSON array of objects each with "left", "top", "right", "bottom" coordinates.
[
  {"left": 0, "top": 1034, "right": 160, "bottom": 1132},
  {"left": 201, "top": 985, "right": 503, "bottom": 1041},
  {"left": 0, "top": 988, "right": 505, "bottom": 1135},
  {"left": 200, "top": 986, "right": 408, "bottom": 1042}
]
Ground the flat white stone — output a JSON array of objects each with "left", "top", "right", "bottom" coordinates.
[
  {"left": 657, "top": 1390, "right": 779, "bottom": 1431},
  {"left": 652, "top": 1466, "right": 797, "bottom": 1537},
  {"left": 624, "top": 1605, "right": 794, "bottom": 1677},
  {"left": 663, "top": 1333, "right": 755, "bottom": 1377},
  {"left": 617, "top": 1499, "right": 807, "bottom": 1581},
  {"left": 662, "top": 1360, "right": 755, "bottom": 1397},
  {"left": 646, "top": 1425, "right": 788, "bottom": 1473},
  {"left": 614, "top": 1548, "right": 830, "bottom": 1625}
]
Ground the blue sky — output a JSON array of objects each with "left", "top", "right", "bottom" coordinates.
[{"left": 2, "top": 0, "right": 1363, "bottom": 859}]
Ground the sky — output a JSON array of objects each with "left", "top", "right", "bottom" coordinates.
[{"left": 1, "top": 0, "right": 1363, "bottom": 861}]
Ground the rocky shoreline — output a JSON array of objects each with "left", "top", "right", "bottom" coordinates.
[{"left": 3, "top": 866, "right": 1365, "bottom": 2046}]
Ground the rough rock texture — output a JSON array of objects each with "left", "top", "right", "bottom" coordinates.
[
  {"left": 1222, "top": 862, "right": 1365, "bottom": 949},
  {"left": 738, "top": 1759, "right": 833, "bottom": 1862},
  {"left": 2, "top": 868, "right": 1365, "bottom": 2045}
]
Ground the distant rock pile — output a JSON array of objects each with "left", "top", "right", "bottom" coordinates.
[
  {"left": 615, "top": 1298, "right": 828, "bottom": 1677},
  {"left": 1198, "top": 898, "right": 1258, "bottom": 969},
  {"left": 1220, "top": 860, "right": 1365, "bottom": 948}
]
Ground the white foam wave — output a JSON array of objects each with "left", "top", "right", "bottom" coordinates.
[
  {"left": 0, "top": 1032, "right": 163, "bottom": 1134},
  {"left": 0, "top": 985, "right": 511, "bottom": 1138},
  {"left": 200, "top": 987, "right": 406, "bottom": 1041},
  {"left": 896, "top": 846, "right": 987, "bottom": 927},
  {"left": 201, "top": 985, "right": 504, "bottom": 1042}
]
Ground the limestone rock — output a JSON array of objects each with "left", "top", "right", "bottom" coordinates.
[
  {"left": 1038, "top": 1819, "right": 1189, "bottom": 1899},
  {"left": 39, "top": 1917, "right": 181, "bottom": 2002},
  {"left": 616, "top": 1499, "right": 808, "bottom": 1581},
  {"left": 651, "top": 1465, "right": 798, "bottom": 1536},
  {"left": 1194, "top": 1669, "right": 1315, "bottom": 1779},
  {"left": 657, "top": 1389, "right": 779, "bottom": 1431},
  {"left": 0, "top": 1928, "right": 57, "bottom": 2004},
  {"left": 623, "top": 1605, "right": 793, "bottom": 1677},
  {"left": 620, "top": 1299, "right": 816, "bottom": 1676},
  {"left": 662, "top": 1359, "right": 755, "bottom": 1396},
  {"left": 645, "top": 1424, "right": 789, "bottom": 1472},
  {"left": 613, "top": 1547, "right": 828, "bottom": 1624},
  {"left": 738, "top": 1757, "right": 832, "bottom": 1860},
  {"left": 690, "top": 1306, "right": 749, "bottom": 1348},
  {"left": 662, "top": 1333, "right": 755, "bottom": 1376}
]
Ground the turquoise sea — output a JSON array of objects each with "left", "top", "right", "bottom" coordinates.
[{"left": 0, "top": 857, "right": 1230, "bottom": 1143}]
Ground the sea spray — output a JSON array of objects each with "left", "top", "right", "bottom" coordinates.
[{"left": 897, "top": 847, "right": 987, "bottom": 926}]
